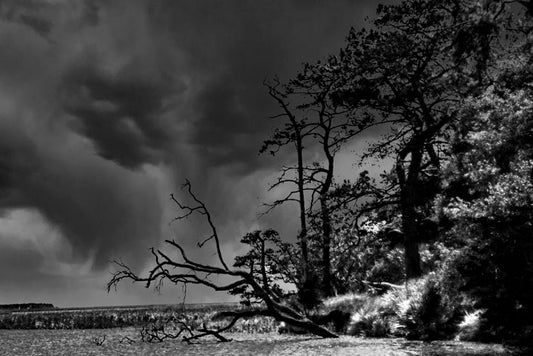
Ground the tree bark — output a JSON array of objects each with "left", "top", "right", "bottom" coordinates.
[
  {"left": 320, "top": 197, "right": 334, "bottom": 296},
  {"left": 401, "top": 202, "right": 422, "bottom": 279},
  {"left": 397, "top": 147, "right": 423, "bottom": 280},
  {"left": 295, "top": 129, "right": 310, "bottom": 285},
  {"left": 319, "top": 137, "right": 335, "bottom": 297}
]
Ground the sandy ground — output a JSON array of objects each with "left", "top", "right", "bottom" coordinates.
[{"left": 0, "top": 328, "right": 519, "bottom": 356}]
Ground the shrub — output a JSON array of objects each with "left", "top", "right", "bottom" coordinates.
[
  {"left": 381, "top": 274, "right": 462, "bottom": 341},
  {"left": 346, "top": 300, "right": 392, "bottom": 337},
  {"left": 322, "top": 293, "right": 370, "bottom": 314},
  {"left": 437, "top": 226, "right": 533, "bottom": 346},
  {"left": 455, "top": 309, "right": 484, "bottom": 341},
  {"left": 320, "top": 293, "right": 393, "bottom": 337}
]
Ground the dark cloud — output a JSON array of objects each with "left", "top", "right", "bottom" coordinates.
[
  {"left": 0, "top": 0, "right": 53, "bottom": 36},
  {"left": 0, "top": 124, "right": 163, "bottom": 270},
  {"left": 0, "top": 0, "right": 100, "bottom": 37},
  {"left": 0, "top": 0, "right": 382, "bottom": 306},
  {"left": 148, "top": 0, "right": 371, "bottom": 173},
  {"left": 0, "top": 129, "right": 38, "bottom": 207},
  {"left": 63, "top": 64, "right": 182, "bottom": 168}
]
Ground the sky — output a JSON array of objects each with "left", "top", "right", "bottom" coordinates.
[{"left": 0, "top": 0, "right": 384, "bottom": 307}]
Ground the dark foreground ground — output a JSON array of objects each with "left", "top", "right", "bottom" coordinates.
[{"left": 0, "top": 328, "right": 521, "bottom": 356}]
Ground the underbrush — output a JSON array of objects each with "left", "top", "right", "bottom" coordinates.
[
  {"left": 322, "top": 293, "right": 392, "bottom": 337},
  {"left": 321, "top": 272, "right": 532, "bottom": 348},
  {"left": 321, "top": 274, "right": 475, "bottom": 341},
  {"left": 382, "top": 274, "right": 461, "bottom": 340}
]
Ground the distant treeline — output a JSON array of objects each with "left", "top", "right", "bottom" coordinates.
[{"left": 0, "top": 303, "right": 55, "bottom": 311}]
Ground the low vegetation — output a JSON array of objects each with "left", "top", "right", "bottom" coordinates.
[
  {"left": 0, "top": 304, "right": 279, "bottom": 332},
  {"left": 0, "top": 304, "right": 55, "bottom": 312}
]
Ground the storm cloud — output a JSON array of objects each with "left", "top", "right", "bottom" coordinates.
[{"left": 0, "top": 0, "right": 379, "bottom": 306}]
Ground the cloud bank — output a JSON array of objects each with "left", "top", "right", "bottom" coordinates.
[{"left": 0, "top": 0, "right": 378, "bottom": 306}]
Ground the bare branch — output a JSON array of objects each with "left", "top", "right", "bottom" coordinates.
[
  {"left": 108, "top": 180, "right": 338, "bottom": 341},
  {"left": 170, "top": 180, "right": 229, "bottom": 270}
]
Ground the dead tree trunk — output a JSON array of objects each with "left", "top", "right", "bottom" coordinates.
[{"left": 107, "top": 180, "right": 338, "bottom": 341}]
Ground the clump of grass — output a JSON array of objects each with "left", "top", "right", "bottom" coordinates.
[
  {"left": 322, "top": 293, "right": 368, "bottom": 312},
  {"left": 324, "top": 274, "right": 466, "bottom": 340},
  {"left": 321, "top": 293, "right": 392, "bottom": 337},
  {"left": 380, "top": 274, "right": 461, "bottom": 340},
  {"left": 455, "top": 309, "right": 484, "bottom": 341},
  {"left": 347, "top": 300, "right": 392, "bottom": 337}
]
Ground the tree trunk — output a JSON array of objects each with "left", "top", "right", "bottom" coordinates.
[
  {"left": 402, "top": 203, "right": 422, "bottom": 279},
  {"left": 320, "top": 198, "right": 334, "bottom": 296},
  {"left": 295, "top": 131, "right": 309, "bottom": 285},
  {"left": 319, "top": 139, "right": 335, "bottom": 297},
  {"left": 397, "top": 147, "right": 423, "bottom": 280}
]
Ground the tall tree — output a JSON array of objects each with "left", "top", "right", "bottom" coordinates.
[
  {"left": 261, "top": 78, "right": 313, "bottom": 289},
  {"left": 334, "top": 0, "right": 507, "bottom": 279},
  {"left": 262, "top": 62, "right": 366, "bottom": 296}
]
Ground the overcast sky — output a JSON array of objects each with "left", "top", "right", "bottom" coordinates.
[{"left": 0, "top": 0, "right": 384, "bottom": 307}]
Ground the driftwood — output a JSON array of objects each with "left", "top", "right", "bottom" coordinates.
[{"left": 108, "top": 180, "right": 337, "bottom": 342}]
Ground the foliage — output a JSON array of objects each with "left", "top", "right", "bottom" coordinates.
[
  {"left": 327, "top": 211, "right": 451, "bottom": 294},
  {"left": 331, "top": 0, "right": 508, "bottom": 279},
  {"left": 321, "top": 284, "right": 458, "bottom": 340},
  {"left": 455, "top": 309, "right": 484, "bottom": 342},
  {"left": 342, "top": 295, "right": 393, "bottom": 337},
  {"left": 393, "top": 275, "right": 461, "bottom": 340},
  {"left": 329, "top": 215, "right": 405, "bottom": 291},
  {"left": 230, "top": 229, "right": 296, "bottom": 306},
  {"left": 438, "top": 80, "right": 533, "bottom": 344}
]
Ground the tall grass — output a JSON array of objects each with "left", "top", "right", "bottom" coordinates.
[
  {"left": 321, "top": 274, "right": 468, "bottom": 340},
  {"left": 322, "top": 293, "right": 393, "bottom": 337},
  {"left": 0, "top": 304, "right": 277, "bottom": 332},
  {"left": 455, "top": 309, "right": 484, "bottom": 341}
]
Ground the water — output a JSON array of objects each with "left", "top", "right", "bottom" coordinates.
[{"left": 0, "top": 328, "right": 517, "bottom": 356}]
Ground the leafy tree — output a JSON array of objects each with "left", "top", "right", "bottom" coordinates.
[
  {"left": 331, "top": 0, "right": 509, "bottom": 279},
  {"left": 440, "top": 82, "right": 533, "bottom": 343},
  {"left": 230, "top": 229, "right": 297, "bottom": 307}
]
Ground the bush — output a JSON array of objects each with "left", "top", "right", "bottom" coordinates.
[
  {"left": 346, "top": 299, "right": 392, "bottom": 337},
  {"left": 322, "top": 278, "right": 463, "bottom": 340},
  {"left": 455, "top": 309, "right": 484, "bottom": 341},
  {"left": 321, "top": 293, "right": 393, "bottom": 337},
  {"left": 433, "top": 220, "right": 533, "bottom": 346},
  {"left": 381, "top": 274, "right": 462, "bottom": 341}
]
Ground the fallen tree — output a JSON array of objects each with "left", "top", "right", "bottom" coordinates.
[{"left": 107, "top": 180, "right": 337, "bottom": 341}]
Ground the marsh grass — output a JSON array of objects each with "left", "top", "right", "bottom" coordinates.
[{"left": 0, "top": 303, "right": 281, "bottom": 334}]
